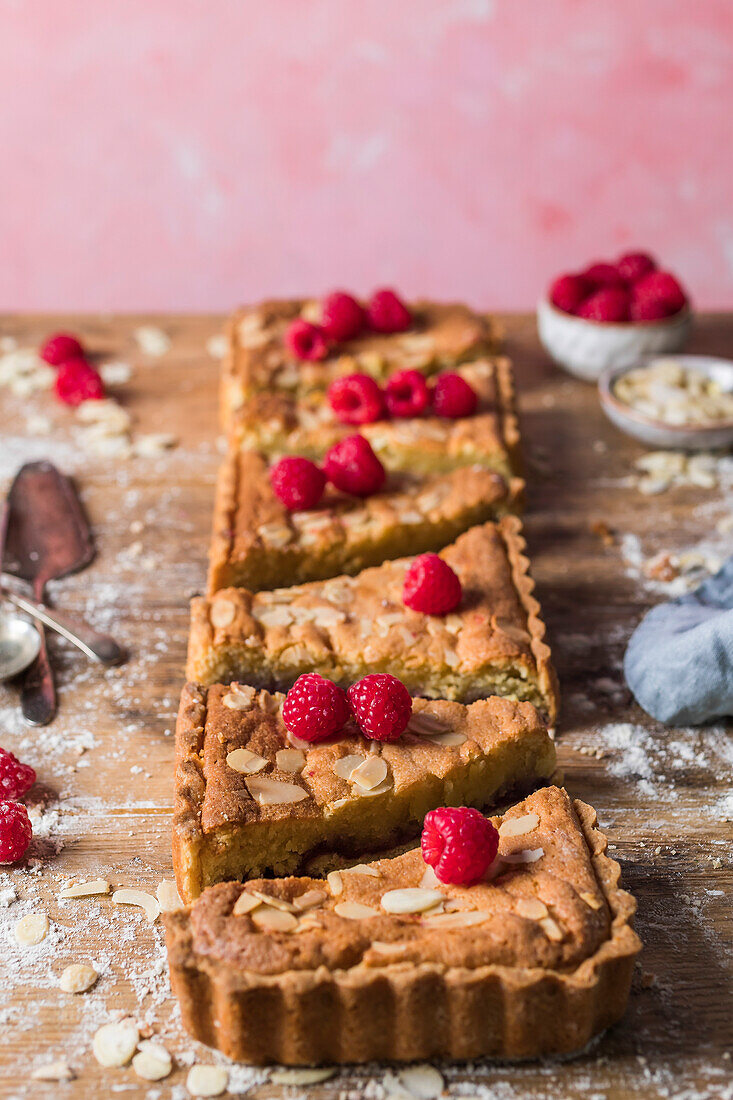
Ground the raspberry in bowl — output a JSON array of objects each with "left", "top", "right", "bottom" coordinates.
[{"left": 537, "top": 251, "right": 692, "bottom": 381}]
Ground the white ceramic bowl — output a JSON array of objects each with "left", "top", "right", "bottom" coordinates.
[
  {"left": 598, "top": 355, "right": 733, "bottom": 450},
  {"left": 537, "top": 297, "right": 692, "bottom": 382}
]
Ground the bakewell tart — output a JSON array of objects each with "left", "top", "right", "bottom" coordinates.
[
  {"left": 207, "top": 447, "right": 523, "bottom": 594},
  {"left": 228, "top": 357, "right": 521, "bottom": 482},
  {"left": 172, "top": 683, "right": 556, "bottom": 902},
  {"left": 187, "top": 518, "right": 559, "bottom": 721},
  {"left": 165, "top": 786, "right": 641, "bottom": 1064},
  {"left": 220, "top": 298, "right": 501, "bottom": 425}
]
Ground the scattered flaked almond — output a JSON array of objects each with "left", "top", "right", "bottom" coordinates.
[
  {"left": 419, "top": 864, "right": 442, "bottom": 889},
  {"left": 499, "top": 812, "right": 540, "bottom": 838},
  {"left": 354, "top": 777, "right": 393, "bottom": 798},
  {"left": 396, "top": 1063, "right": 445, "bottom": 1099},
  {"left": 351, "top": 756, "right": 389, "bottom": 791},
  {"left": 186, "top": 1063, "right": 229, "bottom": 1097},
  {"left": 226, "top": 747, "right": 267, "bottom": 774},
  {"left": 333, "top": 753, "right": 367, "bottom": 781},
  {"left": 59, "top": 878, "right": 110, "bottom": 899},
  {"left": 111, "top": 887, "right": 160, "bottom": 922},
  {"left": 421, "top": 910, "right": 490, "bottom": 929},
  {"left": 275, "top": 748, "right": 306, "bottom": 773},
  {"left": 93, "top": 1019, "right": 139, "bottom": 1067},
  {"left": 501, "top": 847, "right": 544, "bottom": 865},
  {"left": 293, "top": 889, "right": 326, "bottom": 911},
  {"left": 540, "top": 916, "right": 564, "bottom": 942},
  {"left": 31, "top": 1060, "right": 74, "bottom": 1081},
  {"left": 514, "top": 897, "right": 549, "bottom": 921},
  {"left": 132, "top": 1040, "right": 172, "bottom": 1081},
  {"left": 381, "top": 888, "right": 444, "bottom": 915},
  {"left": 245, "top": 775, "right": 309, "bottom": 806},
  {"left": 580, "top": 890, "right": 604, "bottom": 910},
  {"left": 407, "top": 711, "right": 450, "bottom": 736},
  {"left": 157, "top": 879, "right": 183, "bottom": 912},
  {"left": 334, "top": 901, "right": 380, "bottom": 920},
  {"left": 425, "top": 730, "right": 467, "bottom": 747},
  {"left": 341, "top": 863, "right": 380, "bottom": 878},
  {"left": 249, "top": 889, "right": 296, "bottom": 913},
  {"left": 251, "top": 907, "right": 298, "bottom": 933},
  {"left": 60, "top": 962, "right": 98, "bottom": 993},
  {"left": 327, "top": 870, "right": 343, "bottom": 896},
  {"left": 270, "top": 1067, "right": 336, "bottom": 1085},
  {"left": 210, "top": 597, "right": 236, "bottom": 629},
  {"left": 134, "top": 325, "right": 171, "bottom": 357},
  {"left": 232, "top": 892, "right": 261, "bottom": 916},
  {"left": 14, "top": 912, "right": 49, "bottom": 945}
]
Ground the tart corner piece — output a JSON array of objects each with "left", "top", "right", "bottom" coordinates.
[{"left": 165, "top": 785, "right": 641, "bottom": 1065}]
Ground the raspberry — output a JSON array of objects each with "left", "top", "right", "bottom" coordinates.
[
  {"left": 39, "top": 332, "right": 84, "bottom": 366},
  {"left": 328, "top": 374, "right": 385, "bottom": 425},
  {"left": 0, "top": 749, "right": 36, "bottom": 801},
  {"left": 54, "top": 359, "right": 105, "bottom": 406},
  {"left": 347, "top": 674, "right": 412, "bottom": 742},
  {"left": 366, "top": 289, "right": 412, "bottom": 334},
  {"left": 321, "top": 292, "right": 365, "bottom": 342},
  {"left": 282, "top": 674, "right": 350, "bottom": 743},
  {"left": 549, "top": 273, "right": 590, "bottom": 314},
  {"left": 384, "top": 370, "right": 430, "bottom": 418},
  {"left": 0, "top": 801, "right": 32, "bottom": 864},
  {"left": 616, "top": 251, "right": 656, "bottom": 283},
  {"left": 632, "top": 270, "right": 687, "bottom": 318},
  {"left": 421, "top": 806, "right": 499, "bottom": 885},
  {"left": 285, "top": 319, "right": 330, "bottom": 361},
  {"left": 323, "top": 435, "right": 385, "bottom": 497},
  {"left": 576, "top": 288, "right": 630, "bottom": 323},
  {"left": 403, "top": 553, "right": 462, "bottom": 615},
  {"left": 432, "top": 373, "right": 478, "bottom": 418},
  {"left": 269, "top": 456, "right": 326, "bottom": 510},
  {"left": 582, "top": 262, "right": 626, "bottom": 289}
]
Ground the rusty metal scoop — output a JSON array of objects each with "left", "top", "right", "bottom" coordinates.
[{"left": 2, "top": 461, "right": 124, "bottom": 725}]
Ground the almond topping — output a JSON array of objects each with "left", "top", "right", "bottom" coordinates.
[
  {"left": 293, "top": 889, "right": 326, "bottom": 911},
  {"left": 245, "top": 776, "right": 309, "bottom": 805},
  {"left": 111, "top": 888, "right": 160, "bottom": 922},
  {"left": 222, "top": 685, "right": 256, "bottom": 710},
  {"left": 59, "top": 878, "right": 110, "bottom": 899},
  {"left": 540, "top": 916, "right": 564, "bottom": 942},
  {"left": 232, "top": 893, "right": 261, "bottom": 916},
  {"left": 132, "top": 1041, "right": 172, "bottom": 1082},
  {"left": 226, "top": 747, "right": 267, "bottom": 774},
  {"left": 407, "top": 711, "right": 450, "bottom": 736},
  {"left": 351, "top": 756, "right": 388, "bottom": 790},
  {"left": 341, "top": 863, "right": 380, "bottom": 878},
  {"left": 327, "top": 870, "right": 343, "bottom": 896},
  {"left": 580, "top": 890, "right": 604, "bottom": 910},
  {"left": 270, "top": 1068, "right": 336, "bottom": 1086},
  {"left": 370, "top": 941, "right": 408, "bottom": 955},
  {"left": 424, "top": 730, "right": 467, "bottom": 747},
  {"left": 354, "top": 776, "right": 393, "bottom": 797},
  {"left": 515, "top": 897, "right": 549, "bottom": 920},
  {"left": 502, "top": 847, "right": 544, "bottom": 865},
  {"left": 186, "top": 1064, "right": 229, "bottom": 1097},
  {"left": 334, "top": 901, "right": 380, "bottom": 920},
  {"left": 333, "top": 753, "right": 367, "bottom": 781},
  {"left": 421, "top": 910, "right": 491, "bottom": 929},
  {"left": 60, "top": 962, "right": 98, "bottom": 993},
  {"left": 93, "top": 1020, "right": 139, "bottom": 1067},
  {"left": 249, "top": 890, "right": 297, "bottom": 913},
  {"left": 31, "top": 1061, "right": 74, "bottom": 1081},
  {"left": 381, "top": 888, "right": 444, "bottom": 914},
  {"left": 275, "top": 748, "right": 306, "bottom": 773},
  {"left": 209, "top": 597, "right": 236, "bottom": 628},
  {"left": 156, "top": 879, "right": 183, "bottom": 912},
  {"left": 251, "top": 907, "right": 298, "bottom": 933},
  {"left": 419, "top": 864, "right": 442, "bottom": 889},
  {"left": 499, "top": 813, "right": 540, "bottom": 838}
]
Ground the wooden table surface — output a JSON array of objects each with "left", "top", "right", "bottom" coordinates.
[{"left": 0, "top": 313, "right": 730, "bottom": 1100}]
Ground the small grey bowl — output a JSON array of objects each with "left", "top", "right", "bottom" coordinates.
[{"left": 598, "top": 355, "right": 733, "bottom": 450}]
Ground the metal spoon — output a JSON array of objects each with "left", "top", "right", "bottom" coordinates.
[
  {"left": 0, "top": 610, "right": 41, "bottom": 681},
  {"left": 1, "top": 588, "right": 125, "bottom": 667}
]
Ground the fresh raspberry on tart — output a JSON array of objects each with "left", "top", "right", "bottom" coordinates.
[
  {"left": 432, "top": 372, "right": 478, "bottom": 418},
  {"left": 366, "top": 288, "right": 412, "bottom": 334},
  {"left": 269, "top": 456, "right": 326, "bottom": 511},
  {"left": 321, "top": 291, "right": 365, "bottom": 342},
  {"left": 54, "top": 359, "right": 105, "bottom": 406},
  {"left": 347, "top": 673, "right": 412, "bottom": 742},
  {"left": 384, "top": 369, "right": 431, "bottom": 418},
  {"left": 282, "top": 674, "right": 350, "bottom": 743},
  {"left": 328, "top": 374, "right": 385, "bottom": 425},
  {"left": 0, "top": 800, "right": 33, "bottom": 864},
  {"left": 403, "top": 552, "right": 462, "bottom": 614},
  {"left": 0, "top": 748, "right": 36, "bottom": 801},
  {"left": 39, "top": 332, "right": 84, "bottom": 366},
  {"left": 421, "top": 805, "right": 499, "bottom": 885},
  {"left": 285, "top": 319, "right": 330, "bottom": 361},
  {"left": 323, "top": 435, "right": 386, "bottom": 497}
]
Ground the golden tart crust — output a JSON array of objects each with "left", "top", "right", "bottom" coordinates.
[
  {"left": 188, "top": 518, "right": 559, "bottom": 722},
  {"left": 165, "top": 786, "right": 641, "bottom": 1065},
  {"left": 207, "top": 448, "right": 523, "bottom": 594},
  {"left": 172, "top": 684, "right": 556, "bottom": 902}
]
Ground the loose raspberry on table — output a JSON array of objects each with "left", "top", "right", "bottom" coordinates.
[
  {"left": 54, "top": 359, "right": 106, "bottom": 406},
  {"left": 0, "top": 800, "right": 33, "bottom": 864},
  {"left": 403, "top": 553, "right": 462, "bottom": 615},
  {"left": 269, "top": 456, "right": 326, "bottom": 511},
  {"left": 432, "top": 372, "right": 478, "bottom": 418},
  {"left": 582, "top": 262, "right": 626, "bottom": 289},
  {"left": 616, "top": 251, "right": 656, "bottom": 283},
  {"left": 631, "top": 270, "right": 687, "bottom": 317},
  {"left": 549, "top": 273, "right": 590, "bottom": 314},
  {"left": 0, "top": 748, "right": 36, "bottom": 801},
  {"left": 366, "top": 289, "right": 412, "bottom": 334},
  {"left": 282, "top": 674, "right": 350, "bottom": 743},
  {"left": 384, "top": 370, "right": 431, "bottom": 418},
  {"left": 285, "top": 319, "right": 330, "bottom": 361},
  {"left": 323, "top": 434, "right": 386, "bottom": 497},
  {"left": 347, "top": 674, "right": 412, "bottom": 742},
  {"left": 321, "top": 292, "right": 365, "bottom": 342},
  {"left": 328, "top": 374, "right": 385, "bottom": 425},
  {"left": 39, "top": 332, "right": 85, "bottom": 366},
  {"left": 421, "top": 806, "right": 499, "bottom": 885},
  {"left": 576, "top": 287, "right": 630, "bottom": 323}
]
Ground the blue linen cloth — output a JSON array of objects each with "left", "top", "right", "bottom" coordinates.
[{"left": 624, "top": 554, "right": 733, "bottom": 725}]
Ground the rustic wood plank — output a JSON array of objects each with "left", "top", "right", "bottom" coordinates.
[{"left": 0, "top": 312, "right": 730, "bottom": 1098}]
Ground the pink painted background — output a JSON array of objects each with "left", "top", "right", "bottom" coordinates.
[{"left": 2, "top": 0, "right": 732, "bottom": 312}]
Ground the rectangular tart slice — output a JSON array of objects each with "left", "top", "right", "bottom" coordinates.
[
  {"left": 207, "top": 448, "right": 522, "bottom": 593},
  {"left": 221, "top": 298, "right": 501, "bottom": 426},
  {"left": 173, "top": 683, "right": 556, "bottom": 902},
  {"left": 188, "top": 518, "right": 559, "bottom": 721},
  {"left": 165, "top": 786, "right": 641, "bottom": 1065},
  {"left": 228, "top": 356, "right": 521, "bottom": 481}
]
